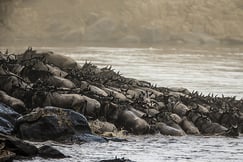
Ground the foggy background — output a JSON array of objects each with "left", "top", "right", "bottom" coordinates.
[{"left": 1, "top": 0, "right": 243, "bottom": 46}]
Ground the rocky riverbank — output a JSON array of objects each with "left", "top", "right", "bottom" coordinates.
[{"left": 0, "top": 48, "right": 242, "bottom": 161}]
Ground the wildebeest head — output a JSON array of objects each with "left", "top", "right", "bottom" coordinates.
[
  {"left": 32, "top": 91, "right": 48, "bottom": 108},
  {"left": 105, "top": 102, "right": 121, "bottom": 123}
]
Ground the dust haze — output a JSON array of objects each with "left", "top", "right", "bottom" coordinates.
[{"left": 1, "top": 0, "right": 243, "bottom": 47}]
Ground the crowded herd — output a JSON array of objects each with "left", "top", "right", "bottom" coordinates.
[{"left": 0, "top": 48, "right": 242, "bottom": 160}]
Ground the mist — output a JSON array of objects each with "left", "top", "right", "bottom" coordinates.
[{"left": 1, "top": 0, "right": 243, "bottom": 46}]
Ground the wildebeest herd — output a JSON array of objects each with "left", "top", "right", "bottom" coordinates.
[{"left": 0, "top": 48, "right": 242, "bottom": 160}]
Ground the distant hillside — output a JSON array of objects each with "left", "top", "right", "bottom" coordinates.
[{"left": 1, "top": 0, "right": 243, "bottom": 46}]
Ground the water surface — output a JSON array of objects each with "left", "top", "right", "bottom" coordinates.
[{"left": 46, "top": 46, "right": 243, "bottom": 98}]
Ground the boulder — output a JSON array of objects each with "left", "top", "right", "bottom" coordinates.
[
  {"left": 70, "top": 133, "right": 107, "bottom": 143},
  {"left": 16, "top": 106, "right": 91, "bottom": 141},
  {"left": 38, "top": 145, "right": 67, "bottom": 159},
  {"left": 100, "top": 157, "right": 134, "bottom": 162},
  {"left": 0, "top": 102, "right": 21, "bottom": 134},
  {"left": 0, "top": 133, "right": 38, "bottom": 157}
]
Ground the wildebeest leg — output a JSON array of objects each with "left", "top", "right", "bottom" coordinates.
[{"left": 80, "top": 100, "right": 87, "bottom": 116}]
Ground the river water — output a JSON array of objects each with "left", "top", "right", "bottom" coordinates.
[{"left": 2, "top": 46, "right": 243, "bottom": 162}]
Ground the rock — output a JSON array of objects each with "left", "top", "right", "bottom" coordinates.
[
  {"left": 38, "top": 145, "right": 66, "bottom": 159},
  {"left": 0, "top": 102, "right": 21, "bottom": 134},
  {"left": 0, "top": 117, "right": 14, "bottom": 135},
  {"left": 16, "top": 106, "right": 91, "bottom": 141},
  {"left": 70, "top": 133, "right": 107, "bottom": 143},
  {"left": 100, "top": 157, "right": 135, "bottom": 162},
  {"left": 0, "top": 133, "right": 38, "bottom": 157}
]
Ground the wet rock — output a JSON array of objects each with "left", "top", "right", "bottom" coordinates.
[
  {"left": 70, "top": 133, "right": 107, "bottom": 143},
  {"left": 0, "top": 117, "right": 14, "bottom": 135},
  {"left": 38, "top": 145, "right": 66, "bottom": 159},
  {"left": 100, "top": 157, "right": 135, "bottom": 162},
  {"left": 0, "top": 103, "right": 21, "bottom": 134},
  {"left": 0, "top": 133, "right": 38, "bottom": 157},
  {"left": 16, "top": 107, "right": 91, "bottom": 141}
]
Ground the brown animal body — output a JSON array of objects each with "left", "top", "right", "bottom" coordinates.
[
  {"left": 17, "top": 49, "right": 81, "bottom": 71},
  {"left": 0, "top": 90, "right": 26, "bottom": 113},
  {"left": 32, "top": 92, "right": 100, "bottom": 118},
  {"left": 117, "top": 110, "right": 150, "bottom": 135}
]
